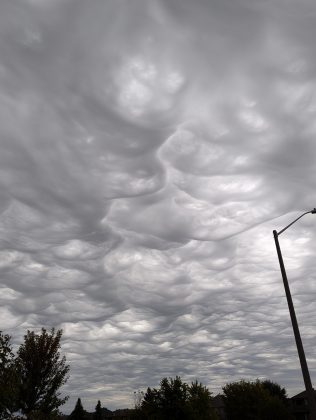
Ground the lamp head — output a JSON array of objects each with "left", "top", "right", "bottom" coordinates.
[{"left": 311, "top": 208, "right": 316, "bottom": 214}]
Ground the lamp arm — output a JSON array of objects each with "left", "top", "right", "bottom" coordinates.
[{"left": 277, "top": 209, "right": 316, "bottom": 236}]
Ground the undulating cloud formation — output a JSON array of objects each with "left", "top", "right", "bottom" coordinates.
[{"left": 1, "top": 0, "right": 316, "bottom": 413}]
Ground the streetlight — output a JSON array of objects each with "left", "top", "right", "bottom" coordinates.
[{"left": 273, "top": 209, "right": 316, "bottom": 420}]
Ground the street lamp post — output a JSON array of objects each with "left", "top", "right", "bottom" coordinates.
[{"left": 273, "top": 209, "right": 316, "bottom": 420}]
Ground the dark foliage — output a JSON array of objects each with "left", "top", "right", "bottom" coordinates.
[
  {"left": 260, "top": 379, "right": 287, "bottom": 402},
  {"left": 134, "top": 376, "right": 218, "bottom": 420},
  {"left": 0, "top": 332, "right": 18, "bottom": 419},
  {"left": 93, "top": 400, "right": 102, "bottom": 420},
  {"left": 222, "top": 379, "right": 294, "bottom": 420},
  {"left": 16, "top": 328, "right": 70, "bottom": 418},
  {"left": 69, "top": 398, "right": 86, "bottom": 420},
  {"left": 187, "top": 380, "right": 216, "bottom": 420}
]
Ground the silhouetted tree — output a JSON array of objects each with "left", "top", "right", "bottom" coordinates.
[
  {"left": 261, "top": 379, "right": 287, "bottom": 402},
  {"left": 222, "top": 379, "right": 293, "bottom": 420},
  {"left": 16, "top": 328, "right": 69, "bottom": 418},
  {"left": 0, "top": 331, "right": 18, "bottom": 418},
  {"left": 159, "top": 376, "right": 188, "bottom": 419},
  {"left": 187, "top": 380, "right": 217, "bottom": 419},
  {"left": 133, "top": 390, "right": 144, "bottom": 410},
  {"left": 69, "top": 398, "right": 86, "bottom": 420},
  {"left": 137, "top": 376, "right": 217, "bottom": 419},
  {"left": 93, "top": 400, "right": 102, "bottom": 420}
]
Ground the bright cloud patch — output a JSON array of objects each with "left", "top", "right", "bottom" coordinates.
[{"left": 116, "top": 55, "right": 184, "bottom": 117}]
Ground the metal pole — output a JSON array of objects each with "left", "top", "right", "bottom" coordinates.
[{"left": 273, "top": 230, "right": 316, "bottom": 419}]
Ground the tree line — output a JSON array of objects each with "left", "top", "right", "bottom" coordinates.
[
  {"left": 131, "top": 376, "right": 294, "bottom": 420},
  {"left": 69, "top": 377, "right": 294, "bottom": 420},
  {"left": 0, "top": 328, "right": 295, "bottom": 419}
]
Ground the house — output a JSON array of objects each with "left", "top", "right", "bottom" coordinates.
[{"left": 289, "top": 390, "right": 316, "bottom": 420}]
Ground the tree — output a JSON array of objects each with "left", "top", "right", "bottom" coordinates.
[
  {"left": 260, "top": 379, "right": 287, "bottom": 402},
  {"left": 16, "top": 328, "right": 69, "bottom": 418},
  {"left": 69, "top": 398, "right": 86, "bottom": 420},
  {"left": 93, "top": 400, "right": 102, "bottom": 420},
  {"left": 187, "top": 380, "right": 217, "bottom": 420},
  {"left": 0, "top": 331, "right": 18, "bottom": 419},
  {"left": 133, "top": 391, "right": 144, "bottom": 410},
  {"left": 222, "top": 379, "right": 293, "bottom": 420},
  {"left": 140, "top": 376, "right": 188, "bottom": 419},
  {"left": 158, "top": 376, "right": 189, "bottom": 419},
  {"left": 137, "top": 376, "right": 218, "bottom": 420}
]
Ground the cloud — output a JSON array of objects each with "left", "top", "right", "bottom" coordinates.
[{"left": 1, "top": 0, "right": 316, "bottom": 413}]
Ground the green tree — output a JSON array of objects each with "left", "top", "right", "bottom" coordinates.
[
  {"left": 222, "top": 379, "right": 293, "bottom": 420},
  {"left": 93, "top": 400, "right": 102, "bottom": 420},
  {"left": 69, "top": 398, "right": 86, "bottom": 420},
  {"left": 16, "top": 328, "right": 69, "bottom": 418},
  {"left": 0, "top": 331, "right": 18, "bottom": 419}
]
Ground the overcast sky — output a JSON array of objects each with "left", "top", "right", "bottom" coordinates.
[{"left": 1, "top": 0, "right": 316, "bottom": 414}]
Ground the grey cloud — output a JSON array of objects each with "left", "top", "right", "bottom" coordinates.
[{"left": 1, "top": 0, "right": 316, "bottom": 414}]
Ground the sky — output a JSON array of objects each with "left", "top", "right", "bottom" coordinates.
[{"left": 1, "top": 0, "right": 316, "bottom": 414}]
